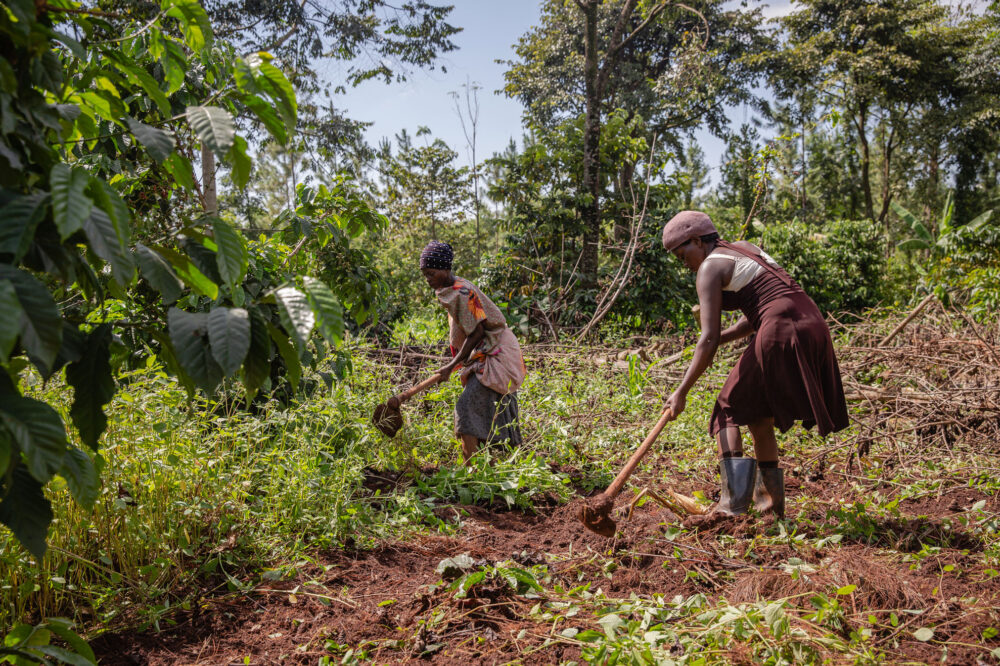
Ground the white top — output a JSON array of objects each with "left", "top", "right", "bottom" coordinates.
[{"left": 702, "top": 250, "right": 779, "bottom": 292}]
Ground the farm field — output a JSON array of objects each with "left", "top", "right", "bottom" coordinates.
[{"left": 8, "top": 310, "right": 998, "bottom": 665}]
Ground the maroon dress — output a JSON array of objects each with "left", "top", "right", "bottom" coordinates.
[{"left": 709, "top": 241, "right": 849, "bottom": 437}]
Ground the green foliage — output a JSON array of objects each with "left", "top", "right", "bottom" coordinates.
[
  {"left": 0, "top": 2, "right": 385, "bottom": 562},
  {"left": 892, "top": 194, "right": 1000, "bottom": 317},
  {"left": 761, "top": 219, "right": 885, "bottom": 314},
  {"left": 1, "top": 617, "right": 95, "bottom": 666}
]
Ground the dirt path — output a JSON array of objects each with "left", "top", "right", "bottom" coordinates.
[{"left": 90, "top": 461, "right": 1000, "bottom": 665}]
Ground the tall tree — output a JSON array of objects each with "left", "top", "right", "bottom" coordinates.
[
  {"left": 766, "top": 0, "right": 977, "bottom": 229},
  {"left": 503, "top": 0, "right": 767, "bottom": 286}
]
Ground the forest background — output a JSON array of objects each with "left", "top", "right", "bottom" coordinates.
[{"left": 1, "top": 0, "right": 1000, "bottom": 662}]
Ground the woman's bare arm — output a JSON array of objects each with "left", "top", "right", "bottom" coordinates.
[
  {"left": 667, "top": 263, "right": 726, "bottom": 414},
  {"left": 720, "top": 316, "right": 753, "bottom": 345},
  {"left": 438, "top": 321, "right": 486, "bottom": 377}
]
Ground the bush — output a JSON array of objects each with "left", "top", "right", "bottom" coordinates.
[{"left": 761, "top": 219, "right": 885, "bottom": 314}]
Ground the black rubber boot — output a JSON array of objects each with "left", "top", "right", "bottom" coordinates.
[
  {"left": 753, "top": 466, "right": 785, "bottom": 518},
  {"left": 714, "top": 457, "right": 757, "bottom": 515}
]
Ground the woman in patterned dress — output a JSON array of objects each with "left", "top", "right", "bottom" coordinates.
[{"left": 420, "top": 241, "right": 527, "bottom": 462}]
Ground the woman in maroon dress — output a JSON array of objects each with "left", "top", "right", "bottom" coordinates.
[{"left": 662, "top": 211, "right": 849, "bottom": 517}]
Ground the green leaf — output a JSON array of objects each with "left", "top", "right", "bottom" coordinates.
[
  {"left": 913, "top": 627, "right": 934, "bottom": 642},
  {"left": 207, "top": 306, "right": 250, "bottom": 377},
  {"left": 59, "top": 447, "right": 99, "bottom": 511},
  {"left": 212, "top": 218, "right": 247, "bottom": 288},
  {"left": 0, "top": 265, "right": 62, "bottom": 376},
  {"left": 163, "top": 153, "right": 195, "bottom": 191},
  {"left": 274, "top": 286, "right": 314, "bottom": 355},
  {"left": 0, "top": 465, "right": 54, "bottom": 560},
  {"left": 126, "top": 118, "right": 175, "bottom": 163},
  {"left": 88, "top": 177, "right": 131, "bottom": 241},
  {"left": 227, "top": 134, "right": 251, "bottom": 189},
  {"left": 115, "top": 60, "right": 171, "bottom": 117},
  {"left": 32, "top": 644, "right": 97, "bottom": 666},
  {"left": 967, "top": 210, "right": 994, "bottom": 231},
  {"left": 82, "top": 208, "right": 135, "bottom": 286},
  {"left": 940, "top": 191, "right": 954, "bottom": 234},
  {"left": 152, "top": 245, "right": 218, "bottom": 299},
  {"left": 245, "top": 52, "right": 297, "bottom": 131},
  {"left": 186, "top": 105, "right": 234, "bottom": 156},
  {"left": 167, "top": 308, "right": 223, "bottom": 393},
  {"left": 0, "top": 395, "right": 68, "bottom": 484},
  {"left": 0, "top": 193, "right": 48, "bottom": 261},
  {"left": 50, "top": 164, "right": 93, "bottom": 240},
  {"left": 0, "top": 279, "right": 21, "bottom": 362},
  {"left": 164, "top": 0, "right": 214, "bottom": 52},
  {"left": 242, "top": 307, "right": 270, "bottom": 399},
  {"left": 134, "top": 243, "right": 183, "bottom": 304},
  {"left": 241, "top": 94, "right": 287, "bottom": 145},
  {"left": 836, "top": 584, "right": 856, "bottom": 595},
  {"left": 897, "top": 238, "right": 930, "bottom": 252},
  {"left": 303, "top": 277, "right": 344, "bottom": 347},
  {"left": 44, "top": 618, "right": 97, "bottom": 665},
  {"left": 65, "top": 325, "right": 114, "bottom": 450},
  {"left": 0, "top": 428, "right": 10, "bottom": 478},
  {"left": 267, "top": 321, "right": 300, "bottom": 391}
]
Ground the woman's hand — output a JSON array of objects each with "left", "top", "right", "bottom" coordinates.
[
  {"left": 665, "top": 390, "right": 687, "bottom": 418},
  {"left": 435, "top": 363, "right": 456, "bottom": 382}
]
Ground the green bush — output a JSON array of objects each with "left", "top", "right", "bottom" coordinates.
[{"left": 761, "top": 219, "right": 885, "bottom": 314}]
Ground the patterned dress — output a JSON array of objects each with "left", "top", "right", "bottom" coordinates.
[{"left": 435, "top": 277, "right": 527, "bottom": 444}]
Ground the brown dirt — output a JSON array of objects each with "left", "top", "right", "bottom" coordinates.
[{"left": 88, "top": 458, "right": 1000, "bottom": 665}]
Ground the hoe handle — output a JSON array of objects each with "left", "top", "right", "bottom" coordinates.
[
  {"left": 395, "top": 373, "right": 445, "bottom": 405},
  {"left": 603, "top": 408, "right": 675, "bottom": 500}
]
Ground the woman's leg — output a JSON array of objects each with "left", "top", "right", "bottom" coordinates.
[
  {"left": 460, "top": 434, "right": 480, "bottom": 462},
  {"left": 716, "top": 426, "right": 744, "bottom": 457},
  {"left": 747, "top": 418, "right": 778, "bottom": 462},
  {"left": 747, "top": 417, "right": 784, "bottom": 517}
]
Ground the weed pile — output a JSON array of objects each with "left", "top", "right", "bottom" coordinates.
[{"left": 833, "top": 302, "right": 1000, "bottom": 463}]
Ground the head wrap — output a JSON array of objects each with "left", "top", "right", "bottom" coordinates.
[
  {"left": 420, "top": 240, "right": 453, "bottom": 270},
  {"left": 661, "top": 211, "right": 718, "bottom": 251}
]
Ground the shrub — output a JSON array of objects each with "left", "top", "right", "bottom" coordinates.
[{"left": 761, "top": 219, "right": 885, "bottom": 314}]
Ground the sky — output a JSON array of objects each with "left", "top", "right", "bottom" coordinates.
[{"left": 322, "top": 0, "right": 797, "bottom": 175}]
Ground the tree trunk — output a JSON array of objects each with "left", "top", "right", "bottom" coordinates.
[
  {"left": 580, "top": 0, "right": 600, "bottom": 289},
  {"left": 856, "top": 105, "right": 875, "bottom": 223},
  {"left": 201, "top": 144, "right": 217, "bottom": 214}
]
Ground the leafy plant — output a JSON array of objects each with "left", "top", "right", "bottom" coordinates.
[
  {"left": 0, "top": 1, "right": 385, "bottom": 560},
  {"left": 0, "top": 617, "right": 94, "bottom": 665}
]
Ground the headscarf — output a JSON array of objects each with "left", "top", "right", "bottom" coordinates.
[
  {"left": 661, "top": 211, "right": 718, "bottom": 251},
  {"left": 420, "top": 240, "right": 453, "bottom": 270}
]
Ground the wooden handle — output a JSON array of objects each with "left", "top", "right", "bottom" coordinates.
[
  {"left": 603, "top": 408, "right": 675, "bottom": 500},
  {"left": 394, "top": 372, "right": 444, "bottom": 404}
]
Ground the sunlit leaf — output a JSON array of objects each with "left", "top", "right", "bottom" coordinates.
[
  {"left": 274, "top": 286, "right": 314, "bottom": 354},
  {"left": 303, "top": 276, "right": 344, "bottom": 346},
  {"left": 186, "top": 105, "right": 234, "bottom": 156},
  {"left": 50, "top": 163, "right": 92, "bottom": 240}
]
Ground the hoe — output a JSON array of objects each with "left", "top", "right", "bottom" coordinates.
[
  {"left": 372, "top": 373, "right": 444, "bottom": 437},
  {"left": 579, "top": 408, "right": 676, "bottom": 536}
]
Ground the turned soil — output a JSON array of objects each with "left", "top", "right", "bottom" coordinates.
[{"left": 90, "top": 456, "right": 1000, "bottom": 665}]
